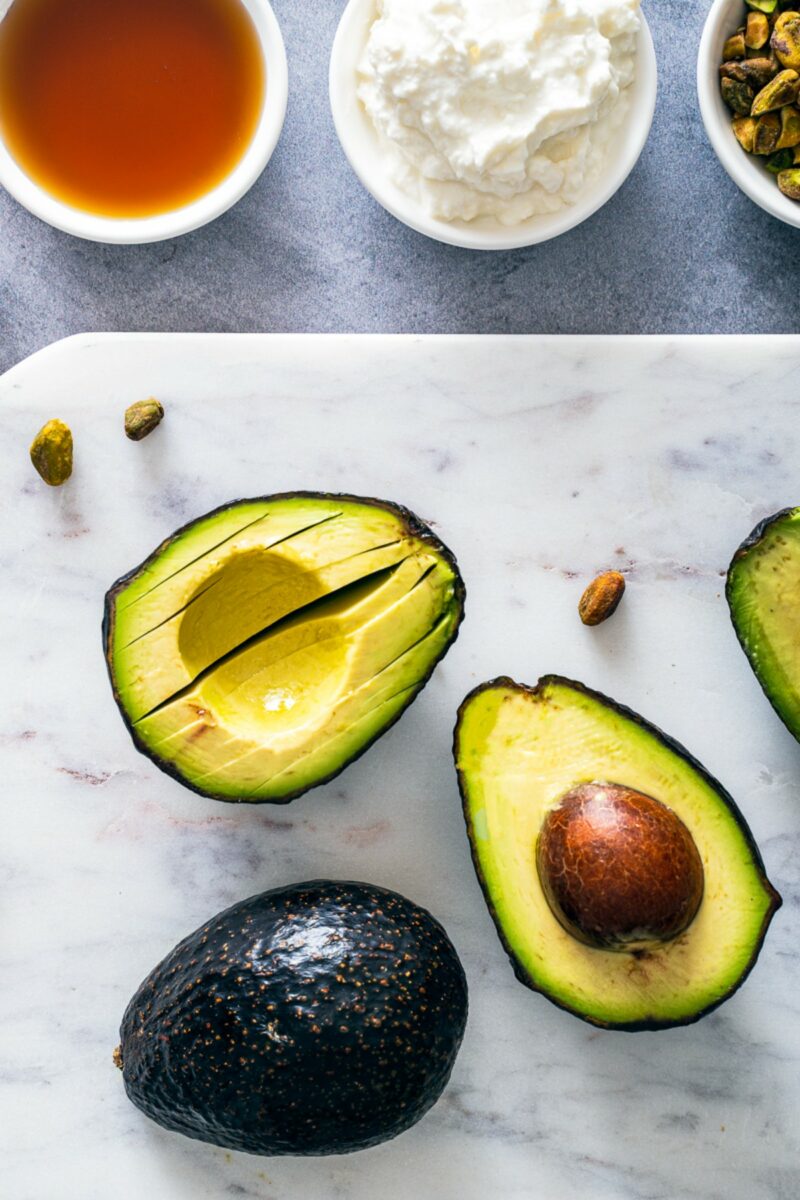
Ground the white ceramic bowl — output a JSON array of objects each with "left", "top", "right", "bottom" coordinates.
[
  {"left": 0, "top": 0, "right": 288, "bottom": 243},
  {"left": 698, "top": 0, "right": 800, "bottom": 228},
  {"left": 329, "top": 0, "right": 657, "bottom": 251}
]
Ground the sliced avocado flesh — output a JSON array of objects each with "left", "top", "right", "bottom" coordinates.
[
  {"left": 727, "top": 507, "right": 800, "bottom": 741},
  {"left": 105, "top": 494, "right": 464, "bottom": 802},
  {"left": 454, "top": 676, "right": 780, "bottom": 1030}
]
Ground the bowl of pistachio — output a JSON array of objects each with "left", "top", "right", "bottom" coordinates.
[{"left": 698, "top": 0, "right": 800, "bottom": 227}]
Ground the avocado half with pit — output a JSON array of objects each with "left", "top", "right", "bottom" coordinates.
[
  {"left": 104, "top": 493, "right": 464, "bottom": 802},
  {"left": 727, "top": 507, "right": 800, "bottom": 742},
  {"left": 454, "top": 675, "right": 781, "bottom": 1031}
]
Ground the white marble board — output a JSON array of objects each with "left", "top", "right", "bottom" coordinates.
[{"left": 1, "top": 334, "right": 799, "bottom": 1200}]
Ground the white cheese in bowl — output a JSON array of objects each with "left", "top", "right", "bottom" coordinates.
[{"left": 356, "top": 0, "right": 641, "bottom": 225}]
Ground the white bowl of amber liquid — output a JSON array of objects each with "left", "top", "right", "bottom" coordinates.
[{"left": 0, "top": 0, "right": 288, "bottom": 243}]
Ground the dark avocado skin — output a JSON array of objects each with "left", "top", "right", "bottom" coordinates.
[
  {"left": 729, "top": 508, "right": 797, "bottom": 561},
  {"left": 102, "top": 492, "right": 466, "bottom": 805},
  {"left": 726, "top": 506, "right": 800, "bottom": 740},
  {"left": 118, "top": 880, "right": 468, "bottom": 1155},
  {"left": 454, "top": 675, "right": 782, "bottom": 1033}
]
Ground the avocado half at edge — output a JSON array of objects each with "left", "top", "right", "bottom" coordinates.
[
  {"left": 454, "top": 675, "right": 781, "bottom": 1031},
  {"left": 116, "top": 880, "right": 468, "bottom": 1155},
  {"left": 104, "top": 493, "right": 465, "bottom": 803},
  {"left": 727, "top": 506, "right": 800, "bottom": 742}
]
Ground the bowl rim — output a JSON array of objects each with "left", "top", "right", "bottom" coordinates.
[
  {"left": 0, "top": 0, "right": 289, "bottom": 244},
  {"left": 329, "top": 0, "right": 657, "bottom": 252},
  {"left": 697, "top": 0, "right": 800, "bottom": 230}
]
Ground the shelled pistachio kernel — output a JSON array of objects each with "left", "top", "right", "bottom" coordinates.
[
  {"left": 778, "top": 166, "right": 800, "bottom": 195},
  {"left": 745, "top": 0, "right": 777, "bottom": 15},
  {"left": 772, "top": 12, "right": 800, "bottom": 70},
  {"left": 746, "top": 11, "right": 770, "bottom": 48},
  {"left": 124, "top": 398, "right": 164, "bottom": 441},
  {"left": 722, "top": 76, "right": 755, "bottom": 113},
  {"left": 732, "top": 115, "right": 758, "bottom": 150},
  {"left": 29, "top": 419, "right": 73, "bottom": 486},
  {"left": 766, "top": 147, "right": 795, "bottom": 170},
  {"left": 776, "top": 103, "right": 800, "bottom": 146},
  {"left": 753, "top": 110, "right": 782, "bottom": 152},
  {"left": 721, "top": 56, "right": 776, "bottom": 86},
  {"left": 578, "top": 571, "right": 626, "bottom": 627},
  {"left": 724, "top": 31, "right": 747, "bottom": 58},
  {"left": 751, "top": 68, "right": 800, "bottom": 114},
  {"left": 745, "top": 56, "right": 781, "bottom": 86}
]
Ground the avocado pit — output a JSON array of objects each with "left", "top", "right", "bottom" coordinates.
[{"left": 536, "top": 782, "right": 704, "bottom": 951}]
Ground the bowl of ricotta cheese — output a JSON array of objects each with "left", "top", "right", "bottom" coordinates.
[{"left": 330, "top": 0, "right": 657, "bottom": 250}]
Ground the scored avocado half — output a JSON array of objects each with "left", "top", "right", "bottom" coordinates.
[
  {"left": 454, "top": 675, "right": 781, "bottom": 1031},
  {"left": 104, "top": 493, "right": 464, "bottom": 803},
  {"left": 727, "top": 507, "right": 800, "bottom": 742}
]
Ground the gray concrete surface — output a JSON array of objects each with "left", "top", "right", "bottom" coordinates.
[{"left": 1, "top": 0, "right": 799, "bottom": 373}]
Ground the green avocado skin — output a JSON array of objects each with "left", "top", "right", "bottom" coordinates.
[
  {"left": 118, "top": 881, "right": 468, "bottom": 1155},
  {"left": 727, "top": 507, "right": 800, "bottom": 741}
]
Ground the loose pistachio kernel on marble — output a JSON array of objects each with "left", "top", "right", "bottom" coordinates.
[
  {"left": 578, "top": 571, "right": 626, "bottom": 627},
  {"left": 124, "top": 398, "right": 164, "bottom": 441},
  {"left": 29, "top": 419, "right": 73, "bottom": 486}
]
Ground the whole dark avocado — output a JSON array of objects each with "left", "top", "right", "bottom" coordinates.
[{"left": 116, "top": 881, "right": 468, "bottom": 1155}]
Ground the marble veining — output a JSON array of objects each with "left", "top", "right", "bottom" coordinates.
[{"left": 0, "top": 334, "right": 799, "bottom": 1200}]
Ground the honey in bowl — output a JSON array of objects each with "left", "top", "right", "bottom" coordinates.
[{"left": 0, "top": 0, "right": 266, "bottom": 218}]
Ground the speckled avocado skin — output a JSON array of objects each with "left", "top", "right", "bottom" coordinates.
[{"left": 118, "top": 880, "right": 468, "bottom": 1155}]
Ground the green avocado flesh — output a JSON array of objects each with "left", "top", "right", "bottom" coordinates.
[
  {"left": 104, "top": 494, "right": 464, "bottom": 802},
  {"left": 454, "top": 676, "right": 780, "bottom": 1030},
  {"left": 727, "top": 507, "right": 800, "bottom": 742}
]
